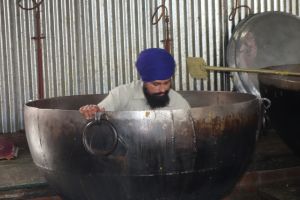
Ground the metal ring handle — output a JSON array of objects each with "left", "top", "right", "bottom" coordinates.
[
  {"left": 82, "top": 113, "right": 118, "bottom": 156},
  {"left": 260, "top": 98, "right": 272, "bottom": 131},
  {"left": 261, "top": 98, "right": 271, "bottom": 110}
]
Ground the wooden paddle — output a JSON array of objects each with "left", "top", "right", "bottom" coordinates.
[{"left": 186, "top": 57, "right": 300, "bottom": 79}]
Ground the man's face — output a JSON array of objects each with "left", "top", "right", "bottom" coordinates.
[{"left": 143, "top": 79, "right": 171, "bottom": 109}]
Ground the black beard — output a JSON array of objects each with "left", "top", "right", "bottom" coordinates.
[{"left": 143, "top": 86, "right": 170, "bottom": 109}]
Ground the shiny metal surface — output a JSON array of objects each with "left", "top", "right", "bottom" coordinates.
[
  {"left": 258, "top": 65, "right": 300, "bottom": 91},
  {"left": 258, "top": 64, "right": 300, "bottom": 156},
  {"left": 24, "top": 91, "right": 262, "bottom": 200},
  {"left": 227, "top": 11, "right": 300, "bottom": 96}
]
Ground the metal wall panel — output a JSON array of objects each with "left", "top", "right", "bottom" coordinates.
[{"left": 0, "top": 0, "right": 299, "bottom": 133}]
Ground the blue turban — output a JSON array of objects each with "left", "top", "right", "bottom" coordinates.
[{"left": 136, "top": 48, "right": 175, "bottom": 82}]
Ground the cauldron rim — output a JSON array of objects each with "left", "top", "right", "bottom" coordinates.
[
  {"left": 258, "top": 64, "right": 300, "bottom": 91},
  {"left": 24, "top": 91, "right": 259, "bottom": 112}
]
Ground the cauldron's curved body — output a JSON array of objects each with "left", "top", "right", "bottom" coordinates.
[
  {"left": 24, "top": 91, "right": 261, "bottom": 200},
  {"left": 258, "top": 65, "right": 300, "bottom": 156}
]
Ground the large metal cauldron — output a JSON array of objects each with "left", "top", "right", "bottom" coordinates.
[
  {"left": 24, "top": 91, "right": 262, "bottom": 200},
  {"left": 258, "top": 65, "right": 300, "bottom": 156},
  {"left": 227, "top": 11, "right": 300, "bottom": 96}
]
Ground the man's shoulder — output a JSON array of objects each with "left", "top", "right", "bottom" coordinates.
[
  {"left": 113, "top": 80, "right": 142, "bottom": 89},
  {"left": 109, "top": 80, "right": 143, "bottom": 99},
  {"left": 168, "top": 89, "right": 187, "bottom": 102},
  {"left": 110, "top": 80, "right": 139, "bottom": 92},
  {"left": 168, "top": 89, "right": 191, "bottom": 109},
  {"left": 169, "top": 89, "right": 183, "bottom": 97}
]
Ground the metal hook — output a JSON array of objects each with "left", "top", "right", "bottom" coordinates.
[
  {"left": 228, "top": 0, "right": 252, "bottom": 21},
  {"left": 151, "top": 0, "right": 172, "bottom": 52},
  {"left": 18, "top": 0, "right": 44, "bottom": 11}
]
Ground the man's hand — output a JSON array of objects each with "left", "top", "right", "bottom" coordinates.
[{"left": 79, "top": 104, "right": 105, "bottom": 119}]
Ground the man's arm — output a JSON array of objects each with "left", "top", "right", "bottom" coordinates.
[{"left": 79, "top": 85, "right": 126, "bottom": 119}]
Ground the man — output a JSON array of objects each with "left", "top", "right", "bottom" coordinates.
[{"left": 79, "top": 48, "right": 190, "bottom": 119}]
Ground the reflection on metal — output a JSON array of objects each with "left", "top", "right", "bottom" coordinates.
[
  {"left": 24, "top": 91, "right": 261, "bottom": 199},
  {"left": 227, "top": 12, "right": 300, "bottom": 96},
  {"left": 0, "top": 0, "right": 300, "bottom": 133}
]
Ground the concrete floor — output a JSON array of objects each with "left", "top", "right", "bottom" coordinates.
[{"left": 0, "top": 129, "right": 300, "bottom": 200}]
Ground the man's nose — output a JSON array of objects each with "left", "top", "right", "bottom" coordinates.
[{"left": 158, "top": 85, "right": 167, "bottom": 93}]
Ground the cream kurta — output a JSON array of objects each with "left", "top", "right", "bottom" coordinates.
[{"left": 98, "top": 80, "right": 190, "bottom": 111}]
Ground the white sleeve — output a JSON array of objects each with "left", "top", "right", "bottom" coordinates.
[
  {"left": 97, "top": 85, "right": 129, "bottom": 111},
  {"left": 97, "top": 90, "right": 118, "bottom": 111}
]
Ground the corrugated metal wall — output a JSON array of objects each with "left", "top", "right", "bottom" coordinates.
[{"left": 1, "top": 0, "right": 299, "bottom": 133}]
